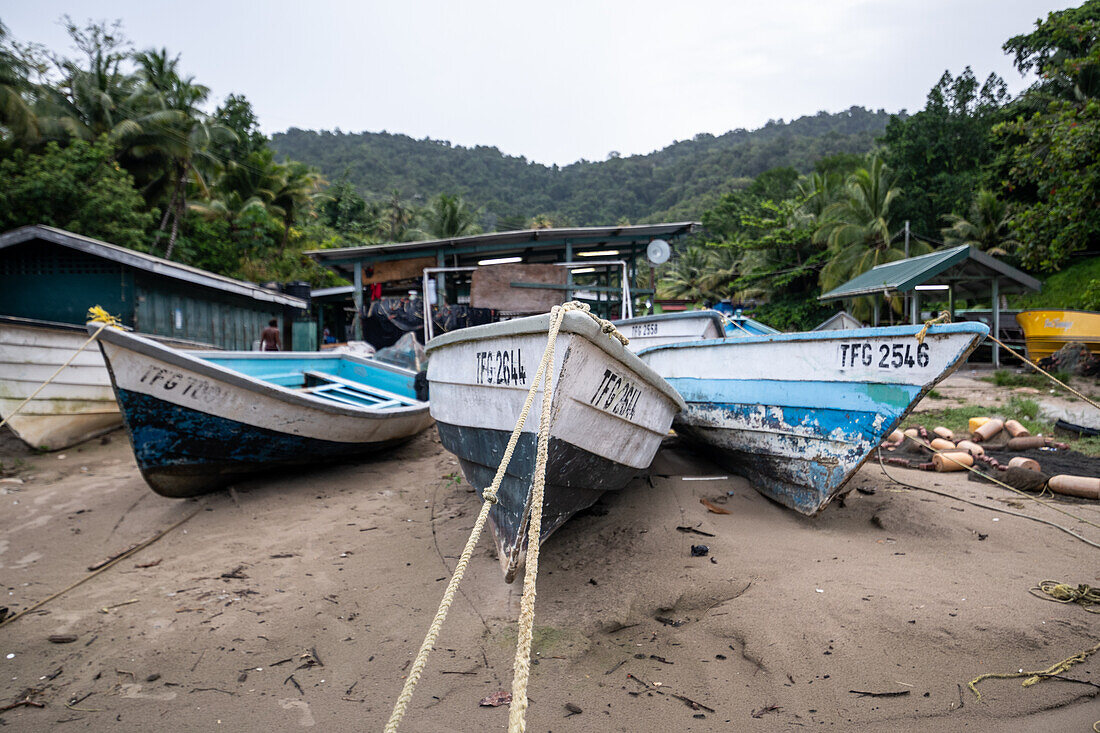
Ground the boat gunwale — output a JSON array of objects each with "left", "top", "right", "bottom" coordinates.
[
  {"left": 636, "top": 321, "right": 990, "bottom": 357},
  {"left": 91, "top": 324, "right": 429, "bottom": 419},
  {"left": 615, "top": 310, "right": 728, "bottom": 331},
  {"left": 425, "top": 311, "right": 686, "bottom": 410}
]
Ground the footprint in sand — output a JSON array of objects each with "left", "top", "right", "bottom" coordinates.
[
  {"left": 278, "top": 698, "right": 315, "bottom": 727},
  {"left": 13, "top": 551, "right": 42, "bottom": 568}
]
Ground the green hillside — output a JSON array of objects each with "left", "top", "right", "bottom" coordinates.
[{"left": 270, "top": 106, "right": 892, "bottom": 227}]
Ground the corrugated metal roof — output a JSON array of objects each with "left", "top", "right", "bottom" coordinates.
[
  {"left": 818, "top": 245, "right": 1041, "bottom": 300},
  {"left": 305, "top": 222, "right": 697, "bottom": 264},
  {"left": 0, "top": 225, "right": 306, "bottom": 308}
]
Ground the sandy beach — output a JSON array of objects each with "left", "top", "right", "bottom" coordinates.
[{"left": 1, "top": 375, "right": 1098, "bottom": 732}]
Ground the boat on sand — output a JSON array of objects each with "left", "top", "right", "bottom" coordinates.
[
  {"left": 638, "top": 322, "right": 989, "bottom": 515},
  {"left": 425, "top": 310, "right": 684, "bottom": 581},
  {"left": 93, "top": 324, "right": 433, "bottom": 497}
]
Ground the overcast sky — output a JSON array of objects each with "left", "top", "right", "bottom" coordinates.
[{"left": 2, "top": 1, "right": 1069, "bottom": 166}]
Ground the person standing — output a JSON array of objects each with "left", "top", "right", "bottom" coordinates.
[{"left": 260, "top": 319, "right": 282, "bottom": 351}]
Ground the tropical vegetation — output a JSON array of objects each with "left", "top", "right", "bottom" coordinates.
[{"left": 1, "top": 4, "right": 1098, "bottom": 319}]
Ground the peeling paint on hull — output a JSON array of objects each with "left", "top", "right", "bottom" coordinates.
[
  {"left": 94, "top": 326, "right": 433, "bottom": 497},
  {"left": 639, "top": 323, "right": 989, "bottom": 515}
]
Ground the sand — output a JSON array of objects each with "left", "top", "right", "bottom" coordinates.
[{"left": 0, "top": 389, "right": 1098, "bottom": 731}]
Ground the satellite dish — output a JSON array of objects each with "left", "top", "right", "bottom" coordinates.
[{"left": 647, "top": 239, "right": 671, "bottom": 265}]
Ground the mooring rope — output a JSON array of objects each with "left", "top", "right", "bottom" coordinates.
[
  {"left": 985, "top": 332, "right": 1100, "bottom": 413},
  {"left": 0, "top": 306, "right": 122, "bottom": 435},
  {"left": 968, "top": 639, "right": 1100, "bottom": 701},
  {"left": 384, "top": 301, "right": 621, "bottom": 732}
]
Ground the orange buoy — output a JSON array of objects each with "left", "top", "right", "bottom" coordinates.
[
  {"left": 933, "top": 426, "right": 954, "bottom": 440},
  {"left": 933, "top": 452, "right": 974, "bottom": 472},
  {"left": 973, "top": 418, "right": 1004, "bottom": 442},
  {"left": 955, "top": 440, "right": 984, "bottom": 455},
  {"left": 1004, "top": 419, "right": 1030, "bottom": 438},
  {"left": 1047, "top": 475, "right": 1100, "bottom": 500},
  {"left": 1007, "top": 456, "right": 1041, "bottom": 472},
  {"left": 930, "top": 438, "right": 956, "bottom": 451}
]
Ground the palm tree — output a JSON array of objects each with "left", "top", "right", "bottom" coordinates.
[
  {"left": 699, "top": 245, "right": 741, "bottom": 301},
  {"left": 941, "top": 189, "right": 1020, "bottom": 255},
  {"left": 385, "top": 190, "right": 418, "bottom": 242},
  {"left": 120, "top": 49, "right": 232, "bottom": 258},
  {"left": 815, "top": 157, "right": 928, "bottom": 319},
  {"left": 0, "top": 22, "right": 39, "bottom": 151},
  {"left": 658, "top": 247, "right": 716, "bottom": 303},
  {"left": 425, "top": 193, "right": 478, "bottom": 238},
  {"left": 270, "top": 161, "right": 325, "bottom": 253}
]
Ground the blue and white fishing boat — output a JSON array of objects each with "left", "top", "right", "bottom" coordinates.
[
  {"left": 93, "top": 325, "right": 433, "bottom": 497},
  {"left": 426, "top": 311, "right": 685, "bottom": 581},
  {"left": 638, "top": 322, "right": 989, "bottom": 514},
  {"left": 616, "top": 310, "right": 777, "bottom": 352}
]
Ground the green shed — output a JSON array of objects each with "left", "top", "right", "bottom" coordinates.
[{"left": 0, "top": 225, "right": 306, "bottom": 350}]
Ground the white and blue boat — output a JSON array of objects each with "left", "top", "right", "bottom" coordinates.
[
  {"left": 93, "top": 325, "right": 433, "bottom": 497},
  {"left": 637, "top": 322, "right": 989, "bottom": 515},
  {"left": 616, "top": 310, "right": 777, "bottom": 353}
]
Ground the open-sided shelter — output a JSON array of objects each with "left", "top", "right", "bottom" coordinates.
[
  {"left": 818, "top": 244, "right": 1040, "bottom": 365},
  {"left": 306, "top": 223, "right": 697, "bottom": 339}
]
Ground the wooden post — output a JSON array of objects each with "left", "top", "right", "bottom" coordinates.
[
  {"left": 565, "top": 241, "right": 573, "bottom": 301},
  {"left": 991, "top": 276, "right": 1000, "bottom": 367},
  {"left": 352, "top": 263, "right": 363, "bottom": 341}
]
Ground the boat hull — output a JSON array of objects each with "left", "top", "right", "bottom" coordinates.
[
  {"left": 426, "top": 312, "right": 684, "bottom": 581},
  {"left": 638, "top": 323, "right": 988, "bottom": 515},
  {"left": 95, "top": 327, "right": 434, "bottom": 497},
  {"left": 616, "top": 311, "right": 725, "bottom": 352},
  {"left": 0, "top": 318, "right": 120, "bottom": 450},
  {"left": 1015, "top": 309, "right": 1100, "bottom": 361}
]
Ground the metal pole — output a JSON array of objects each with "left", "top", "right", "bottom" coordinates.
[
  {"left": 352, "top": 263, "right": 363, "bottom": 341},
  {"left": 910, "top": 289, "right": 919, "bottom": 325},
  {"left": 991, "top": 277, "right": 1000, "bottom": 367},
  {"left": 872, "top": 296, "right": 880, "bottom": 327},
  {"left": 564, "top": 241, "right": 573, "bottom": 302}
]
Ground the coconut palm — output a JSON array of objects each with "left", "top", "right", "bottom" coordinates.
[
  {"left": 815, "top": 157, "right": 929, "bottom": 319},
  {"left": 658, "top": 246, "right": 716, "bottom": 303},
  {"left": 270, "top": 161, "right": 325, "bottom": 253},
  {"left": 0, "top": 22, "right": 39, "bottom": 151},
  {"left": 425, "top": 193, "right": 478, "bottom": 238},
  {"left": 941, "top": 189, "right": 1020, "bottom": 255}
]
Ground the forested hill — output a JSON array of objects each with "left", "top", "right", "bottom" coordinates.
[{"left": 270, "top": 106, "right": 893, "bottom": 227}]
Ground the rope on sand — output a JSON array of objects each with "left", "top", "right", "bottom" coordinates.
[
  {"left": 984, "top": 332, "right": 1100, "bottom": 413},
  {"left": 968, "top": 640, "right": 1100, "bottom": 701},
  {"left": 0, "top": 306, "right": 122, "bottom": 435},
  {"left": 384, "top": 302, "right": 625, "bottom": 733},
  {"left": 1029, "top": 580, "right": 1100, "bottom": 614}
]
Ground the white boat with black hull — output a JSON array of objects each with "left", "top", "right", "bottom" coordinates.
[
  {"left": 0, "top": 316, "right": 121, "bottom": 450},
  {"left": 93, "top": 325, "right": 433, "bottom": 497},
  {"left": 425, "top": 311, "right": 685, "bottom": 581},
  {"left": 637, "top": 322, "right": 989, "bottom": 515}
]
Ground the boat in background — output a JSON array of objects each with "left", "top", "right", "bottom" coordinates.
[
  {"left": 94, "top": 325, "right": 433, "bottom": 497},
  {"left": 426, "top": 310, "right": 684, "bottom": 581},
  {"left": 0, "top": 317, "right": 120, "bottom": 450},
  {"left": 1015, "top": 309, "right": 1100, "bottom": 361},
  {"left": 0, "top": 316, "right": 213, "bottom": 451},
  {"left": 615, "top": 310, "right": 777, "bottom": 352},
  {"left": 638, "top": 322, "right": 989, "bottom": 515}
]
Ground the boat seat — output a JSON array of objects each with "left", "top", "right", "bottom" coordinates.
[{"left": 302, "top": 370, "right": 421, "bottom": 408}]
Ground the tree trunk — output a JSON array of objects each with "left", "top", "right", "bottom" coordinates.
[{"left": 164, "top": 170, "right": 187, "bottom": 260}]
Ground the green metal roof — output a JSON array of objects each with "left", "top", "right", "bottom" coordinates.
[{"left": 818, "top": 244, "right": 1041, "bottom": 301}]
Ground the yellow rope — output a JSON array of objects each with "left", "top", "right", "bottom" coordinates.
[
  {"left": 968, "top": 640, "right": 1100, "bottom": 701},
  {"left": 914, "top": 311, "right": 951, "bottom": 345},
  {"left": 0, "top": 307, "right": 122, "bottom": 435},
  {"left": 384, "top": 302, "right": 618, "bottom": 732},
  {"left": 506, "top": 305, "right": 569, "bottom": 732},
  {"left": 986, "top": 332, "right": 1100, "bottom": 413},
  {"left": 1029, "top": 580, "right": 1100, "bottom": 613}
]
